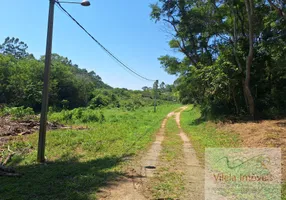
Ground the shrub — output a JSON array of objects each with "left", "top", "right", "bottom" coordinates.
[
  {"left": 89, "top": 94, "right": 111, "bottom": 108},
  {"left": 0, "top": 106, "right": 35, "bottom": 120},
  {"left": 49, "top": 108, "right": 105, "bottom": 124}
]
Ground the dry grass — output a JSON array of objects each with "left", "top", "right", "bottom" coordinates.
[{"left": 218, "top": 119, "right": 286, "bottom": 180}]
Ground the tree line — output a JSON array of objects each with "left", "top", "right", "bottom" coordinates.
[
  {"left": 0, "top": 37, "right": 176, "bottom": 112},
  {"left": 0, "top": 37, "right": 111, "bottom": 111},
  {"left": 151, "top": 0, "right": 286, "bottom": 119}
]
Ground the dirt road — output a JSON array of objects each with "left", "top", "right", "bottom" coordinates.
[
  {"left": 175, "top": 107, "right": 204, "bottom": 200},
  {"left": 98, "top": 107, "right": 204, "bottom": 200}
]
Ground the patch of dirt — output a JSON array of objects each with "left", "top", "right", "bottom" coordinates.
[
  {"left": 0, "top": 116, "right": 64, "bottom": 147},
  {"left": 218, "top": 119, "right": 286, "bottom": 180}
]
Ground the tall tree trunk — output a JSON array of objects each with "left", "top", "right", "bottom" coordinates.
[
  {"left": 230, "top": 85, "right": 239, "bottom": 115},
  {"left": 244, "top": 0, "right": 255, "bottom": 118},
  {"left": 230, "top": 1, "right": 249, "bottom": 114}
]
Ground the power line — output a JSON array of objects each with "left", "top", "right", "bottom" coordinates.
[
  {"left": 55, "top": 4, "right": 142, "bottom": 80},
  {"left": 56, "top": 2, "right": 156, "bottom": 82}
]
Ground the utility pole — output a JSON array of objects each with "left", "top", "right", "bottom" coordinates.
[
  {"left": 153, "top": 80, "right": 158, "bottom": 113},
  {"left": 37, "top": 0, "right": 91, "bottom": 163},
  {"left": 38, "top": 0, "right": 55, "bottom": 163}
]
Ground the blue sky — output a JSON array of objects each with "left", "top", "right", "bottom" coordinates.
[{"left": 0, "top": 0, "right": 179, "bottom": 90}]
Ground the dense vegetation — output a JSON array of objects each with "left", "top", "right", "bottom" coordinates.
[
  {"left": 0, "top": 37, "right": 177, "bottom": 113},
  {"left": 0, "top": 37, "right": 110, "bottom": 111},
  {"left": 151, "top": 0, "right": 286, "bottom": 118}
]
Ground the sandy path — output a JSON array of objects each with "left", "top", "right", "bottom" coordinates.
[
  {"left": 140, "top": 111, "right": 175, "bottom": 178},
  {"left": 174, "top": 107, "right": 204, "bottom": 200},
  {"left": 99, "top": 107, "right": 205, "bottom": 200},
  {"left": 98, "top": 111, "right": 175, "bottom": 200}
]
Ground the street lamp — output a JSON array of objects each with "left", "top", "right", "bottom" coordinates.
[
  {"left": 60, "top": 0, "right": 91, "bottom": 6},
  {"left": 38, "top": 0, "right": 91, "bottom": 163}
]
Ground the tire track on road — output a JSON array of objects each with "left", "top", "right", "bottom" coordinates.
[
  {"left": 98, "top": 111, "right": 176, "bottom": 200},
  {"left": 175, "top": 107, "right": 204, "bottom": 200}
]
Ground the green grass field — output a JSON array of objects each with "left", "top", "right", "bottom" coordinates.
[{"left": 0, "top": 104, "right": 181, "bottom": 200}]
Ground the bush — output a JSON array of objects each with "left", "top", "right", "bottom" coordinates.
[
  {"left": 0, "top": 106, "right": 35, "bottom": 120},
  {"left": 49, "top": 108, "right": 105, "bottom": 124},
  {"left": 89, "top": 95, "right": 111, "bottom": 108}
]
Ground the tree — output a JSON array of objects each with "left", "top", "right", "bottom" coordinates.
[
  {"left": 142, "top": 86, "right": 149, "bottom": 91},
  {"left": 244, "top": 0, "right": 255, "bottom": 117},
  {"left": 151, "top": 0, "right": 286, "bottom": 118},
  {"left": 159, "top": 81, "right": 166, "bottom": 92},
  {"left": 0, "top": 37, "right": 30, "bottom": 59}
]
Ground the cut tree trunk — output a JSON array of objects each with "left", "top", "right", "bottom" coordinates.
[
  {"left": 0, "top": 164, "right": 20, "bottom": 177},
  {"left": 0, "top": 153, "right": 21, "bottom": 177}
]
